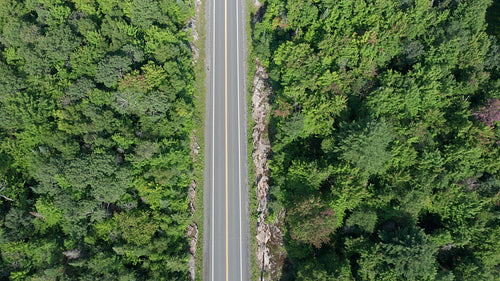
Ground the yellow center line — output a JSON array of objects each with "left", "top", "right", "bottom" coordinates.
[{"left": 224, "top": 0, "right": 229, "bottom": 278}]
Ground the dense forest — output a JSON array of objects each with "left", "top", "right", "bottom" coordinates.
[
  {"left": 0, "top": 0, "right": 196, "bottom": 280},
  {"left": 252, "top": 0, "right": 500, "bottom": 280}
]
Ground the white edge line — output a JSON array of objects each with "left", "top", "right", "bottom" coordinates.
[
  {"left": 236, "top": 0, "right": 243, "bottom": 279},
  {"left": 211, "top": 0, "right": 215, "bottom": 278}
]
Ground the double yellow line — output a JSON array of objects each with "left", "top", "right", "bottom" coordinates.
[{"left": 224, "top": 0, "right": 229, "bottom": 279}]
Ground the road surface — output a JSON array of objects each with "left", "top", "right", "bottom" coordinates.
[{"left": 203, "top": 0, "right": 249, "bottom": 279}]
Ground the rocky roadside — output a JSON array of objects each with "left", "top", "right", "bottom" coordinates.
[
  {"left": 251, "top": 58, "right": 287, "bottom": 280},
  {"left": 186, "top": 0, "right": 202, "bottom": 279},
  {"left": 186, "top": 135, "right": 200, "bottom": 280}
]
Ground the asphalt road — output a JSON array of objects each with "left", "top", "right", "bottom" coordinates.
[{"left": 203, "top": 0, "right": 249, "bottom": 279}]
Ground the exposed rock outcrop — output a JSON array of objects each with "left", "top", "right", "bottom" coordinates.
[
  {"left": 187, "top": 0, "right": 202, "bottom": 279},
  {"left": 188, "top": 0, "right": 202, "bottom": 64},
  {"left": 252, "top": 58, "right": 272, "bottom": 271},
  {"left": 252, "top": 58, "right": 287, "bottom": 280},
  {"left": 187, "top": 221, "right": 199, "bottom": 280}
]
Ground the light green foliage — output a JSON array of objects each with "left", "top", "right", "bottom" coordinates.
[
  {"left": 338, "top": 119, "right": 395, "bottom": 176},
  {"left": 285, "top": 160, "right": 330, "bottom": 194},
  {"left": 130, "top": 0, "right": 161, "bottom": 29},
  {"left": 274, "top": 42, "right": 320, "bottom": 100},
  {"left": 255, "top": 0, "right": 500, "bottom": 279},
  {"left": 142, "top": 61, "right": 167, "bottom": 88},
  {"left": 0, "top": 0, "right": 194, "bottom": 279},
  {"left": 144, "top": 25, "right": 184, "bottom": 63},
  {"left": 0, "top": 0, "right": 28, "bottom": 30},
  {"left": 34, "top": 198, "right": 63, "bottom": 231},
  {"left": 114, "top": 211, "right": 157, "bottom": 245}
]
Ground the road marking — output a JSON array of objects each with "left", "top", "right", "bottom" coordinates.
[
  {"left": 224, "top": 0, "right": 228, "bottom": 278},
  {"left": 211, "top": 0, "right": 215, "bottom": 279},
  {"left": 236, "top": 0, "right": 243, "bottom": 279}
]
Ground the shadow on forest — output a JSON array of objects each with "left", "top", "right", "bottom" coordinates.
[{"left": 487, "top": 0, "right": 500, "bottom": 39}]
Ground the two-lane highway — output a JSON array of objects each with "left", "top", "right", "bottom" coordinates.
[{"left": 204, "top": 0, "right": 249, "bottom": 279}]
